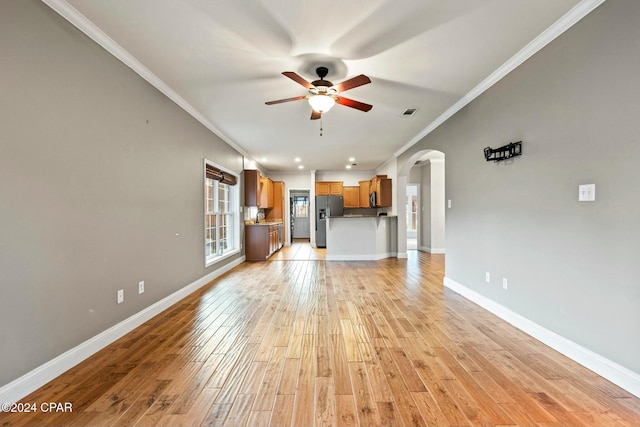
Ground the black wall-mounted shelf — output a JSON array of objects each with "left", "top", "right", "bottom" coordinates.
[{"left": 484, "top": 141, "right": 522, "bottom": 162}]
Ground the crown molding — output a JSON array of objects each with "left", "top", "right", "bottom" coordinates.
[
  {"left": 41, "top": 0, "right": 249, "bottom": 159},
  {"left": 394, "top": 0, "right": 607, "bottom": 158},
  {"left": 375, "top": 155, "right": 397, "bottom": 175}
]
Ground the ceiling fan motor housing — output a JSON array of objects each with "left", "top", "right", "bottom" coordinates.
[
  {"left": 316, "top": 66, "right": 329, "bottom": 79},
  {"left": 311, "top": 67, "right": 334, "bottom": 91},
  {"left": 310, "top": 84, "right": 336, "bottom": 96}
]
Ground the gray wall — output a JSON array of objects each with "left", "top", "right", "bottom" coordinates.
[
  {"left": 0, "top": 1, "right": 244, "bottom": 386},
  {"left": 399, "top": 0, "right": 640, "bottom": 374},
  {"left": 420, "top": 162, "right": 436, "bottom": 251},
  {"left": 408, "top": 165, "right": 422, "bottom": 185},
  {"left": 429, "top": 160, "right": 445, "bottom": 252}
]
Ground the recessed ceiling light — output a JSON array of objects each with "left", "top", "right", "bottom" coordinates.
[
  {"left": 346, "top": 165, "right": 352, "bottom": 169},
  {"left": 261, "top": 157, "right": 267, "bottom": 162},
  {"left": 298, "top": 165, "right": 304, "bottom": 169},
  {"left": 294, "top": 157, "right": 301, "bottom": 162},
  {"left": 348, "top": 157, "right": 355, "bottom": 162}
]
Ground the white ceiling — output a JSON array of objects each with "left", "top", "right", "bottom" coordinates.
[{"left": 51, "top": 0, "right": 587, "bottom": 172}]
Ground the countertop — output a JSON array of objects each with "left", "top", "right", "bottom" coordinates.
[
  {"left": 245, "top": 220, "right": 283, "bottom": 226},
  {"left": 329, "top": 215, "right": 397, "bottom": 218}
]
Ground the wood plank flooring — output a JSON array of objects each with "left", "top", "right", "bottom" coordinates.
[
  {"left": 271, "top": 239, "right": 325, "bottom": 261},
  {"left": 2, "top": 249, "right": 640, "bottom": 426}
]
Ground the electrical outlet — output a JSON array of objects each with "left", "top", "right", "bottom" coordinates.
[
  {"left": 502, "top": 278, "right": 508, "bottom": 290},
  {"left": 138, "top": 281, "right": 145, "bottom": 294},
  {"left": 485, "top": 272, "right": 491, "bottom": 283},
  {"left": 117, "top": 289, "right": 124, "bottom": 304}
]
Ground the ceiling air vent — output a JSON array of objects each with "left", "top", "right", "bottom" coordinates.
[{"left": 401, "top": 108, "right": 418, "bottom": 117}]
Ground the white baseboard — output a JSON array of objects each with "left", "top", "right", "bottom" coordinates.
[
  {"left": 0, "top": 256, "right": 245, "bottom": 404},
  {"left": 443, "top": 276, "right": 640, "bottom": 398},
  {"left": 419, "top": 246, "right": 445, "bottom": 254}
]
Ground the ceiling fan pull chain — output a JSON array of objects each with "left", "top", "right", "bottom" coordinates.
[{"left": 320, "top": 117, "right": 323, "bottom": 136}]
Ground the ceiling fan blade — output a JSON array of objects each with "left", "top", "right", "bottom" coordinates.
[
  {"left": 265, "top": 95, "right": 307, "bottom": 105},
  {"left": 333, "top": 74, "right": 371, "bottom": 92},
  {"left": 282, "top": 71, "right": 314, "bottom": 89},
  {"left": 336, "top": 96, "right": 373, "bottom": 112},
  {"left": 310, "top": 110, "right": 322, "bottom": 120}
]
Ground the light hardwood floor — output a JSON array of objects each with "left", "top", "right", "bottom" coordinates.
[
  {"left": 271, "top": 239, "right": 325, "bottom": 261},
  {"left": 2, "top": 249, "right": 639, "bottom": 426}
]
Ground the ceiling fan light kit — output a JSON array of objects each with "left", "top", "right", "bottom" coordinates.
[
  {"left": 266, "top": 66, "right": 372, "bottom": 120},
  {"left": 308, "top": 94, "right": 335, "bottom": 113}
]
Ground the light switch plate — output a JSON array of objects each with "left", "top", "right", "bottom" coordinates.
[{"left": 578, "top": 184, "right": 595, "bottom": 202}]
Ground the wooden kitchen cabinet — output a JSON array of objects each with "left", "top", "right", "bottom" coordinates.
[
  {"left": 245, "top": 223, "right": 283, "bottom": 261},
  {"left": 259, "top": 176, "right": 274, "bottom": 208},
  {"left": 315, "top": 181, "right": 343, "bottom": 196},
  {"left": 245, "top": 170, "right": 282, "bottom": 216},
  {"left": 265, "top": 181, "right": 284, "bottom": 221},
  {"left": 315, "top": 182, "right": 329, "bottom": 195},
  {"left": 329, "top": 182, "right": 343, "bottom": 195},
  {"left": 270, "top": 225, "right": 279, "bottom": 254},
  {"left": 244, "top": 169, "right": 261, "bottom": 206},
  {"left": 343, "top": 186, "right": 360, "bottom": 208},
  {"left": 358, "top": 180, "right": 370, "bottom": 208},
  {"left": 371, "top": 176, "right": 392, "bottom": 207}
]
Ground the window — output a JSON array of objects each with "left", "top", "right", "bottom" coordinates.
[
  {"left": 205, "top": 160, "right": 239, "bottom": 266},
  {"left": 293, "top": 196, "right": 309, "bottom": 218},
  {"left": 406, "top": 185, "right": 418, "bottom": 233}
]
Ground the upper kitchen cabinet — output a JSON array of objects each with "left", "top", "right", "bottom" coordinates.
[
  {"left": 265, "top": 181, "right": 285, "bottom": 221},
  {"left": 358, "top": 181, "right": 370, "bottom": 208},
  {"left": 259, "top": 176, "right": 274, "bottom": 208},
  {"left": 316, "top": 181, "right": 343, "bottom": 196},
  {"left": 244, "top": 169, "right": 260, "bottom": 206},
  {"left": 371, "top": 175, "right": 392, "bottom": 207},
  {"left": 343, "top": 186, "right": 360, "bottom": 208},
  {"left": 244, "top": 169, "right": 274, "bottom": 208}
]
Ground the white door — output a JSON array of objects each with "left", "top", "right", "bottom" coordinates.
[{"left": 292, "top": 195, "right": 310, "bottom": 239}]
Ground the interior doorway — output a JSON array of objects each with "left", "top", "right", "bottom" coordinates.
[
  {"left": 290, "top": 190, "right": 310, "bottom": 243},
  {"left": 406, "top": 184, "right": 419, "bottom": 250},
  {"left": 398, "top": 150, "right": 445, "bottom": 256}
]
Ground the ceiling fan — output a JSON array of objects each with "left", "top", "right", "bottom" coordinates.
[{"left": 265, "top": 67, "right": 372, "bottom": 120}]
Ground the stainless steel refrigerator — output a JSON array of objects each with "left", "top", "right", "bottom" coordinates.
[{"left": 316, "top": 195, "right": 344, "bottom": 248}]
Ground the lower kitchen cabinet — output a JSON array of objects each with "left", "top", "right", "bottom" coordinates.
[{"left": 245, "top": 223, "right": 283, "bottom": 261}]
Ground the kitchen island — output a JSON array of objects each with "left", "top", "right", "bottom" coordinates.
[{"left": 325, "top": 215, "right": 397, "bottom": 261}]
